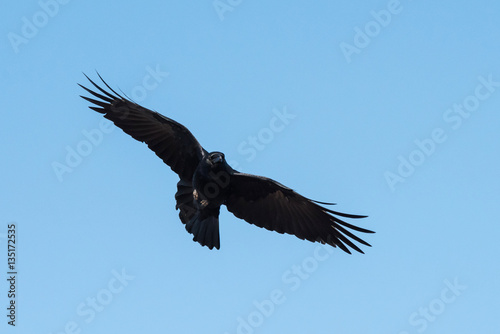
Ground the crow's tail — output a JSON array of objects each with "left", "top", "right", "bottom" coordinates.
[{"left": 175, "top": 179, "right": 221, "bottom": 250}]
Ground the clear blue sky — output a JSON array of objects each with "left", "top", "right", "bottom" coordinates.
[{"left": 2, "top": 1, "right": 500, "bottom": 333}]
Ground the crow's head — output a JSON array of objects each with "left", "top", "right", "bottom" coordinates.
[{"left": 208, "top": 152, "right": 225, "bottom": 165}]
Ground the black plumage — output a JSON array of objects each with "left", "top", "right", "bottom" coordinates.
[{"left": 79, "top": 74, "right": 374, "bottom": 254}]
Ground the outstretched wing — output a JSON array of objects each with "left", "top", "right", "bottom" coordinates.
[
  {"left": 79, "top": 74, "right": 207, "bottom": 180},
  {"left": 225, "top": 173, "right": 374, "bottom": 254}
]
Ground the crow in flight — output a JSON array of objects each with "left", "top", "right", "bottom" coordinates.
[{"left": 79, "top": 74, "right": 374, "bottom": 254}]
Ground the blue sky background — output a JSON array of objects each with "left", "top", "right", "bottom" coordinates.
[{"left": 2, "top": 0, "right": 500, "bottom": 333}]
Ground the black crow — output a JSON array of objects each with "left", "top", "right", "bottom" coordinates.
[{"left": 79, "top": 74, "right": 374, "bottom": 254}]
